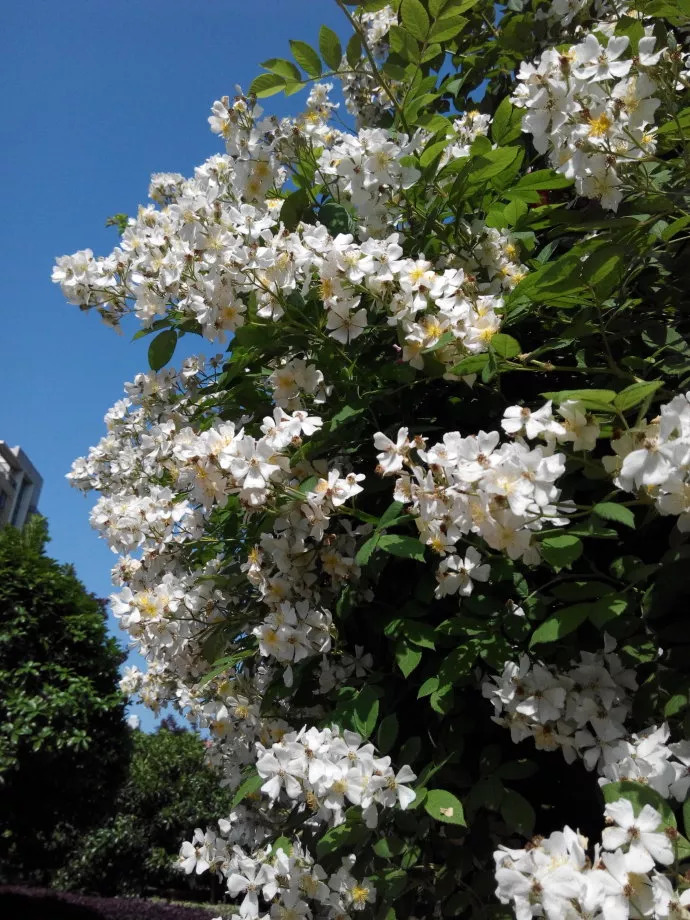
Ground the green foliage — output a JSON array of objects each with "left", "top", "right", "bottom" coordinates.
[
  {"left": 0, "top": 518, "right": 130, "bottom": 883},
  {"left": 56, "top": 721, "right": 234, "bottom": 898}
]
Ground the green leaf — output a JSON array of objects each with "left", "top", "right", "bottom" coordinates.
[
  {"left": 289, "top": 40, "right": 322, "bottom": 77},
  {"left": 377, "top": 501, "right": 405, "bottom": 531},
  {"left": 316, "top": 818, "right": 370, "bottom": 858},
  {"left": 540, "top": 533, "right": 583, "bottom": 569},
  {"left": 419, "top": 139, "right": 449, "bottom": 169},
  {"left": 355, "top": 535, "right": 380, "bottom": 566},
  {"left": 377, "top": 713, "right": 399, "bottom": 754},
  {"left": 603, "top": 781, "right": 676, "bottom": 829},
  {"left": 377, "top": 534, "right": 426, "bottom": 562},
  {"left": 449, "top": 353, "right": 489, "bottom": 376},
  {"left": 389, "top": 25, "right": 420, "bottom": 61},
  {"left": 401, "top": 0, "right": 430, "bottom": 40},
  {"left": 148, "top": 329, "right": 178, "bottom": 371},
  {"left": 511, "top": 169, "right": 573, "bottom": 191},
  {"left": 417, "top": 676, "right": 439, "bottom": 699},
  {"left": 280, "top": 188, "right": 310, "bottom": 231},
  {"left": 664, "top": 694, "right": 688, "bottom": 718},
  {"left": 613, "top": 381, "right": 662, "bottom": 413},
  {"left": 373, "top": 834, "right": 406, "bottom": 858},
  {"left": 490, "top": 333, "right": 521, "bottom": 358},
  {"left": 346, "top": 32, "right": 362, "bottom": 67},
  {"left": 260, "top": 58, "right": 302, "bottom": 81},
  {"left": 249, "top": 73, "right": 286, "bottom": 98},
  {"left": 581, "top": 246, "right": 626, "bottom": 298},
  {"left": 684, "top": 797, "right": 690, "bottom": 839},
  {"left": 501, "top": 789, "right": 536, "bottom": 837},
  {"left": 319, "top": 202, "right": 353, "bottom": 235},
  {"left": 395, "top": 641, "right": 422, "bottom": 677},
  {"left": 468, "top": 147, "right": 521, "bottom": 183},
  {"left": 424, "top": 789, "right": 466, "bottom": 826},
  {"left": 429, "top": 14, "right": 467, "bottom": 41},
  {"left": 353, "top": 686, "right": 380, "bottom": 739},
  {"left": 403, "top": 620, "right": 436, "bottom": 650},
  {"left": 592, "top": 503, "right": 636, "bottom": 529},
  {"left": 542, "top": 388, "right": 616, "bottom": 413},
  {"left": 491, "top": 96, "right": 523, "bottom": 145},
  {"left": 319, "top": 25, "right": 343, "bottom": 70},
  {"left": 232, "top": 771, "right": 263, "bottom": 809},
  {"left": 329, "top": 403, "right": 365, "bottom": 430},
  {"left": 529, "top": 604, "right": 589, "bottom": 647},
  {"left": 587, "top": 596, "right": 629, "bottom": 630},
  {"left": 438, "top": 644, "right": 478, "bottom": 683}
]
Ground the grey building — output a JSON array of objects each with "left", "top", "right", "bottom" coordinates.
[{"left": 0, "top": 442, "right": 43, "bottom": 529}]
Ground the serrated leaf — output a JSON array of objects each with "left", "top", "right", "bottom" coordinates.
[
  {"left": 512, "top": 169, "right": 573, "bottom": 191},
  {"left": 148, "top": 329, "right": 177, "bottom": 371},
  {"left": 424, "top": 789, "right": 466, "bottom": 825},
  {"left": 319, "top": 201, "right": 352, "bottom": 235},
  {"left": 419, "top": 139, "right": 449, "bottom": 169},
  {"left": 540, "top": 533, "right": 583, "bottom": 569},
  {"left": 542, "top": 388, "right": 616, "bottom": 413},
  {"left": 377, "top": 501, "right": 405, "bottom": 531},
  {"left": 319, "top": 25, "right": 343, "bottom": 70},
  {"left": 429, "top": 14, "right": 467, "bottom": 41},
  {"left": 353, "top": 686, "right": 379, "bottom": 738},
  {"left": 395, "top": 640, "right": 422, "bottom": 677},
  {"left": 450, "top": 353, "right": 489, "bottom": 376},
  {"left": 373, "top": 834, "right": 406, "bottom": 858},
  {"left": 233, "top": 772, "right": 263, "bottom": 809},
  {"left": 260, "top": 57, "right": 302, "bottom": 81},
  {"left": 249, "top": 72, "right": 286, "bottom": 98},
  {"left": 403, "top": 620, "right": 436, "bottom": 649},
  {"left": 378, "top": 534, "right": 426, "bottom": 562},
  {"left": 280, "top": 188, "right": 310, "bottom": 232},
  {"left": 593, "top": 503, "right": 635, "bottom": 529},
  {"left": 355, "top": 535, "right": 380, "bottom": 566},
  {"left": 417, "top": 676, "right": 439, "bottom": 699},
  {"left": 529, "top": 604, "right": 589, "bottom": 646},
  {"left": 613, "top": 381, "right": 662, "bottom": 413},
  {"left": 329, "top": 403, "right": 364, "bottom": 430},
  {"left": 491, "top": 96, "right": 523, "bottom": 145},
  {"left": 401, "top": 0, "right": 430, "bottom": 40},
  {"left": 501, "top": 789, "right": 536, "bottom": 837},
  {"left": 377, "top": 713, "right": 399, "bottom": 754},
  {"left": 491, "top": 333, "right": 521, "bottom": 358},
  {"left": 289, "top": 39, "right": 322, "bottom": 77},
  {"left": 346, "top": 32, "right": 362, "bottom": 67}
]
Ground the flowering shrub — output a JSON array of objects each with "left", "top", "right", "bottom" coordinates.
[{"left": 54, "top": 1, "right": 690, "bottom": 919}]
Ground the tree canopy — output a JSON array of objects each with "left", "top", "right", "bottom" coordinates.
[{"left": 0, "top": 517, "right": 130, "bottom": 882}]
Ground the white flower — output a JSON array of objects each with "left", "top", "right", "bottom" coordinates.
[{"left": 602, "top": 799, "right": 673, "bottom": 871}]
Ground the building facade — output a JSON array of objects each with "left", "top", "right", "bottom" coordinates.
[{"left": 0, "top": 442, "right": 43, "bottom": 529}]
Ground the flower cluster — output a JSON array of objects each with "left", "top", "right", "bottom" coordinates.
[
  {"left": 604, "top": 391, "right": 690, "bottom": 530},
  {"left": 599, "top": 723, "right": 690, "bottom": 803},
  {"left": 375, "top": 420, "right": 570, "bottom": 588},
  {"left": 514, "top": 25, "right": 670, "bottom": 210},
  {"left": 494, "top": 813, "right": 686, "bottom": 920},
  {"left": 482, "top": 642, "right": 638, "bottom": 772},
  {"left": 256, "top": 725, "right": 416, "bottom": 828},
  {"left": 180, "top": 831, "right": 377, "bottom": 920}
]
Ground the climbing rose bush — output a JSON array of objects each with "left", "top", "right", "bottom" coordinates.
[{"left": 54, "top": 0, "right": 690, "bottom": 918}]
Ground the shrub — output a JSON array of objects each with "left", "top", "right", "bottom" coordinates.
[{"left": 54, "top": 1, "right": 690, "bottom": 919}]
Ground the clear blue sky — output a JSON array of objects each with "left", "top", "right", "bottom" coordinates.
[{"left": 1, "top": 0, "right": 346, "bottom": 731}]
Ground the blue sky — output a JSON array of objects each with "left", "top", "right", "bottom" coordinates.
[{"left": 1, "top": 0, "right": 346, "bottom": 731}]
